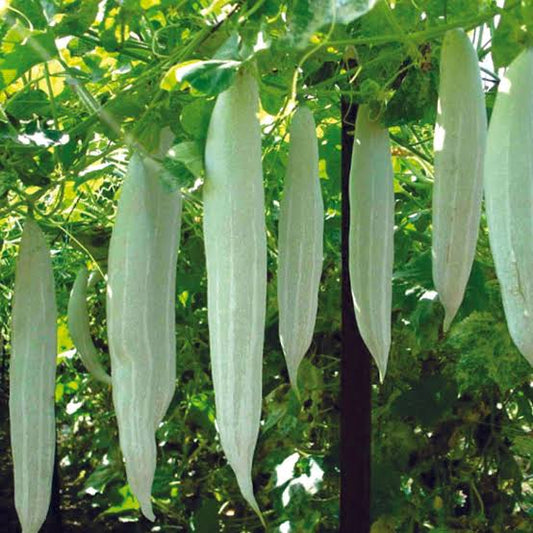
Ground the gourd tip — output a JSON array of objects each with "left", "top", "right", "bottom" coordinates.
[
  {"left": 443, "top": 312, "right": 453, "bottom": 333},
  {"left": 287, "top": 365, "right": 301, "bottom": 400},
  {"left": 292, "top": 383, "right": 302, "bottom": 403},
  {"left": 236, "top": 474, "right": 266, "bottom": 528},
  {"left": 257, "top": 509, "right": 268, "bottom": 529},
  {"left": 377, "top": 361, "right": 387, "bottom": 384},
  {"left": 249, "top": 499, "right": 267, "bottom": 529},
  {"left": 140, "top": 500, "right": 156, "bottom": 522}
]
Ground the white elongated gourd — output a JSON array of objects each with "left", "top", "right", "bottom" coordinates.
[
  {"left": 432, "top": 28, "right": 487, "bottom": 331},
  {"left": 203, "top": 70, "right": 266, "bottom": 520},
  {"left": 10, "top": 219, "right": 57, "bottom": 533},
  {"left": 107, "top": 151, "right": 182, "bottom": 520},
  {"left": 68, "top": 266, "right": 112, "bottom": 385},
  {"left": 484, "top": 48, "right": 533, "bottom": 366},
  {"left": 349, "top": 105, "right": 394, "bottom": 382},
  {"left": 278, "top": 106, "right": 324, "bottom": 390}
]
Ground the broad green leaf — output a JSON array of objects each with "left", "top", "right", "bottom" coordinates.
[
  {"left": 101, "top": 485, "right": 140, "bottom": 515},
  {"left": 10, "top": 0, "right": 48, "bottom": 30},
  {"left": 167, "top": 141, "right": 204, "bottom": 177},
  {"left": 0, "top": 30, "right": 58, "bottom": 89},
  {"left": 160, "top": 59, "right": 241, "bottom": 95},
  {"left": 384, "top": 67, "right": 438, "bottom": 126},
  {"left": 288, "top": 0, "right": 378, "bottom": 47},
  {"left": 492, "top": 0, "right": 533, "bottom": 68},
  {"left": 180, "top": 99, "right": 214, "bottom": 139},
  {"left": 213, "top": 32, "right": 240, "bottom": 60},
  {"left": 5, "top": 89, "right": 50, "bottom": 119},
  {"left": 54, "top": 0, "right": 99, "bottom": 37}
]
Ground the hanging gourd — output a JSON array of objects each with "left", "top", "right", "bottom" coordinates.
[
  {"left": 203, "top": 69, "right": 266, "bottom": 522},
  {"left": 432, "top": 28, "right": 487, "bottom": 331},
  {"left": 106, "top": 148, "right": 182, "bottom": 520},
  {"left": 278, "top": 106, "right": 324, "bottom": 390},
  {"left": 484, "top": 48, "right": 533, "bottom": 366},
  {"left": 68, "top": 266, "right": 111, "bottom": 385},
  {"left": 10, "top": 219, "right": 57, "bottom": 533},
  {"left": 349, "top": 105, "right": 394, "bottom": 382}
]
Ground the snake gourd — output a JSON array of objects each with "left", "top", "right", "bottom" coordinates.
[
  {"left": 203, "top": 69, "right": 266, "bottom": 521},
  {"left": 432, "top": 28, "right": 487, "bottom": 331},
  {"left": 484, "top": 48, "right": 533, "bottom": 366},
  {"left": 106, "top": 150, "right": 182, "bottom": 520},
  {"left": 278, "top": 106, "right": 324, "bottom": 390},
  {"left": 348, "top": 105, "right": 395, "bottom": 382},
  {"left": 10, "top": 219, "right": 57, "bottom": 533}
]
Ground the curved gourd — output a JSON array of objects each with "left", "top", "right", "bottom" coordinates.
[
  {"left": 10, "top": 219, "right": 57, "bottom": 533},
  {"left": 203, "top": 70, "right": 266, "bottom": 520},
  {"left": 278, "top": 106, "right": 324, "bottom": 390},
  {"left": 68, "top": 266, "right": 112, "bottom": 385},
  {"left": 484, "top": 48, "right": 533, "bottom": 366},
  {"left": 432, "top": 28, "right": 487, "bottom": 331},
  {"left": 106, "top": 151, "right": 182, "bottom": 520},
  {"left": 348, "top": 105, "right": 394, "bottom": 382}
]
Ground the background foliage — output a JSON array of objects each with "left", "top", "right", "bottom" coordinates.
[{"left": 0, "top": 0, "right": 532, "bottom": 531}]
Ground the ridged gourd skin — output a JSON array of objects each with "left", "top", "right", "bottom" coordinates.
[
  {"left": 278, "top": 106, "right": 324, "bottom": 390},
  {"left": 106, "top": 152, "right": 182, "bottom": 520},
  {"left": 432, "top": 28, "right": 487, "bottom": 331},
  {"left": 10, "top": 219, "right": 57, "bottom": 533},
  {"left": 68, "top": 266, "right": 112, "bottom": 385},
  {"left": 484, "top": 48, "right": 533, "bottom": 366},
  {"left": 348, "top": 105, "right": 394, "bottom": 382},
  {"left": 203, "top": 70, "right": 266, "bottom": 519}
]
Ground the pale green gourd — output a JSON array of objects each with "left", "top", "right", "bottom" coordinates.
[
  {"left": 68, "top": 266, "right": 111, "bottom": 385},
  {"left": 203, "top": 70, "right": 266, "bottom": 521},
  {"left": 106, "top": 150, "right": 182, "bottom": 520},
  {"left": 278, "top": 106, "right": 324, "bottom": 390},
  {"left": 348, "top": 105, "right": 394, "bottom": 382},
  {"left": 432, "top": 28, "right": 487, "bottom": 331},
  {"left": 10, "top": 219, "right": 57, "bottom": 533},
  {"left": 484, "top": 48, "right": 533, "bottom": 366}
]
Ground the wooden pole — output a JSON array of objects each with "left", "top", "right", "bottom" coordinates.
[{"left": 340, "top": 98, "right": 372, "bottom": 532}]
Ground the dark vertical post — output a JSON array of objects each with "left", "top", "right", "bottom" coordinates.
[{"left": 340, "top": 99, "right": 371, "bottom": 532}]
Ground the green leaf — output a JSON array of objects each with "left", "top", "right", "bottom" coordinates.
[
  {"left": 192, "top": 499, "right": 220, "bottom": 533},
  {"left": 394, "top": 249, "right": 433, "bottom": 288},
  {"left": 384, "top": 67, "right": 438, "bottom": 126},
  {"left": 448, "top": 311, "right": 532, "bottom": 393},
  {"left": 180, "top": 99, "right": 214, "bottom": 140},
  {"left": 512, "top": 435, "right": 533, "bottom": 459},
  {"left": 213, "top": 32, "right": 241, "bottom": 60},
  {"left": 81, "top": 463, "right": 117, "bottom": 495},
  {"left": 492, "top": 0, "right": 533, "bottom": 68},
  {"left": 288, "top": 0, "right": 378, "bottom": 47},
  {"left": 391, "top": 375, "right": 457, "bottom": 427},
  {"left": 298, "top": 359, "right": 323, "bottom": 392},
  {"left": 0, "top": 30, "right": 58, "bottom": 89},
  {"left": 160, "top": 59, "right": 241, "bottom": 95},
  {"left": 101, "top": 485, "right": 140, "bottom": 516},
  {"left": 66, "top": 37, "right": 95, "bottom": 57},
  {"left": 10, "top": 0, "right": 48, "bottom": 30},
  {"left": 100, "top": 28, "right": 120, "bottom": 52},
  {"left": 167, "top": 141, "right": 204, "bottom": 176},
  {"left": 54, "top": 0, "right": 99, "bottom": 37},
  {"left": 5, "top": 89, "right": 50, "bottom": 119}
]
